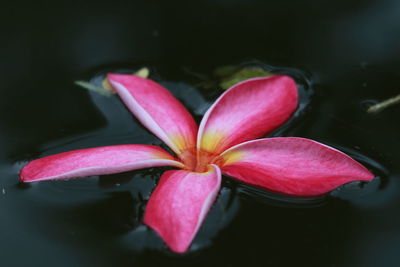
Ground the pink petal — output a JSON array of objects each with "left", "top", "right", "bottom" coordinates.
[
  {"left": 20, "top": 145, "right": 183, "bottom": 182},
  {"left": 197, "top": 75, "right": 298, "bottom": 154},
  {"left": 144, "top": 165, "right": 221, "bottom": 253},
  {"left": 107, "top": 74, "right": 198, "bottom": 155},
  {"left": 219, "top": 137, "right": 374, "bottom": 197}
]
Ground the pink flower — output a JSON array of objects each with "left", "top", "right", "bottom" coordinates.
[{"left": 20, "top": 73, "right": 374, "bottom": 253}]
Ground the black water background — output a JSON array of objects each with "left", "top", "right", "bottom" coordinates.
[{"left": 1, "top": 0, "right": 400, "bottom": 266}]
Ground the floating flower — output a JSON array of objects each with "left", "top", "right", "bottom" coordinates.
[{"left": 20, "top": 73, "right": 374, "bottom": 253}]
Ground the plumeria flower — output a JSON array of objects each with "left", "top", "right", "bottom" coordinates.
[{"left": 20, "top": 73, "right": 374, "bottom": 253}]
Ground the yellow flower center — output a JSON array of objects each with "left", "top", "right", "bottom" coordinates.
[{"left": 179, "top": 148, "right": 224, "bottom": 173}]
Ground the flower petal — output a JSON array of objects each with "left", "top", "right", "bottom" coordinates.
[
  {"left": 219, "top": 137, "right": 374, "bottom": 197},
  {"left": 107, "top": 74, "right": 198, "bottom": 155},
  {"left": 20, "top": 145, "right": 183, "bottom": 182},
  {"left": 144, "top": 165, "right": 221, "bottom": 253},
  {"left": 197, "top": 75, "right": 298, "bottom": 154}
]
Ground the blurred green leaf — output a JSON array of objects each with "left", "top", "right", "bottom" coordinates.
[
  {"left": 219, "top": 67, "right": 272, "bottom": 90},
  {"left": 74, "top": 80, "right": 113, "bottom": 97},
  {"left": 75, "top": 67, "right": 150, "bottom": 97},
  {"left": 213, "top": 65, "right": 240, "bottom": 78}
]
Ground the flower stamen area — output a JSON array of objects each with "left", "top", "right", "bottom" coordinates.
[{"left": 180, "top": 148, "right": 224, "bottom": 172}]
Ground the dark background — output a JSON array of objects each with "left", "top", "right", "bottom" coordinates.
[{"left": 1, "top": 0, "right": 400, "bottom": 266}]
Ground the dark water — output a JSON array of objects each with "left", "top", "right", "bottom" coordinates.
[{"left": 1, "top": 1, "right": 400, "bottom": 266}]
